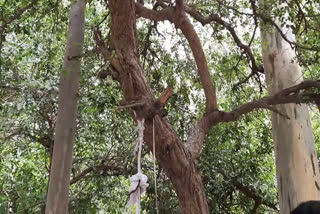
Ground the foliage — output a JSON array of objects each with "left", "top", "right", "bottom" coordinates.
[{"left": 0, "top": 0, "right": 320, "bottom": 213}]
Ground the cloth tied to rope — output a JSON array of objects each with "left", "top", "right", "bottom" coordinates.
[
  {"left": 127, "top": 172, "right": 148, "bottom": 206},
  {"left": 127, "top": 119, "right": 148, "bottom": 213}
]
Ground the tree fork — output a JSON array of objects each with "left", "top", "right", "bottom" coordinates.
[{"left": 108, "top": 0, "right": 209, "bottom": 213}]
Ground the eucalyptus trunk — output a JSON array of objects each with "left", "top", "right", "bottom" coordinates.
[
  {"left": 260, "top": 8, "right": 320, "bottom": 214},
  {"left": 45, "top": 0, "right": 86, "bottom": 213}
]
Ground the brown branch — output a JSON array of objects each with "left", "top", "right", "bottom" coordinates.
[
  {"left": 93, "top": 28, "right": 122, "bottom": 73},
  {"left": 214, "top": 81, "right": 320, "bottom": 124},
  {"left": 216, "top": 169, "right": 278, "bottom": 212},
  {"left": 184, "top": 5, "right": 263, "bottom": 74},
  {"left": 135, "top": 3, "right": 174, "bottom": 22},
  {"left": 316, "top": 99, "right": 320, "bottom": 113},
  {"left": 70, "top": 161, "right": 128, "bottom": 185},
  {"left": 140, "top": 22, "right": 156, "bottom": 66},
  {"left": 157, "top": 87, "right": 173, "bottom": 106},
  {"left": 136, "top": 2, "right": 218, "bottom": 112},
  {"left": 276, "top": 80, "right": 320, "bottom": 96},
  {"left": 172, "top": 9, "right": 217, "bottom": 112},
  {"left": 187, "top": 80, "right": 320, "bottom": 158},
  {"left": 249, "top": 0, "right": 259, "bottom": 28},
  {"left": 0, "top": 0, "right": 39, "bottom": 33}
]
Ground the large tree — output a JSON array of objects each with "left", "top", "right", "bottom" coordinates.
[
  {"left": 260, "top": 1, "right": 320, "bottom": 213},
  {"left": 1, "top": 0, "right": 320, "bottom": 213},
  {"left": 92, "top": 0, "right": 320, "bottom": 213}
]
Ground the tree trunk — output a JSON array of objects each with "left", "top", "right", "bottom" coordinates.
[
  {"left": 108, "top": 0, "right": 209, "bottom": 213},
  {"left": 260, "top": 9, "right": 320, "bottom": 214},
  {"left": 45, "top": 1, "right": 86, "bottom": 213}
]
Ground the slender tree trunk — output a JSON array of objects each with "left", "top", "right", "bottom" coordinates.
[
  {"left": 45, "top": 1, "right": 86, "bottom": 213},
  {"left": 108, "top": 0, "right": 209, "bottom": 213},
  {"left": 260, "top": 6, "right": 320, "bottom": 214}
]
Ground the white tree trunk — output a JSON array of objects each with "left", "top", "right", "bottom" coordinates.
[
  {"left": 261, "top": 18, "right": 320, "bottom": 214},
  {"left": 45, "top": 1, "right": 86, "bottom": 213}
]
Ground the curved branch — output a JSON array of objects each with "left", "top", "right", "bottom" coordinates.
[
  {"left": 222, "top": 80, "right": 320, "bottom": 122},
  {"left": 257, "top": 12, "right": 320, "bottom": 52},
  {"left": 187, "top": 80, "right": 320, "bottom": 157},
  {"left": 172, "top": 11, "right": 218, "bottom": 112},
  {"left": 135, "top": 2, "right": 218, "bottom": 112},
  {"left": 135, "top": 3, "right": 174, "bottom": 22},
  {"left": 184, "top": 5, "right": 263, "bottom": 74}
]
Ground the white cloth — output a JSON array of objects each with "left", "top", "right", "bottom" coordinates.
[{"left": 128, "top": 173, "right": 148, "bottom": 206}]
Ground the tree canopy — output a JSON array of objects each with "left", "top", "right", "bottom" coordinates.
[{"left": 1, "top": 0, "right": 320, "bottom": 213}]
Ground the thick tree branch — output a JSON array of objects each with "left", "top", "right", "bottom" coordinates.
[
  {"left": 187, "top": 80, "right": 320, "bottom": 158},
  {"left": 172, "top": 12, "right": 218, "bottom": 111},
  {"left": 157, "top": 87, "right": 173, "bottom": 106},
  {"left": 135, "top": 3, "right": 174, "bottom": 22},
  {"left": 135, "top": 2, "right": 218, "bottom": 112}
]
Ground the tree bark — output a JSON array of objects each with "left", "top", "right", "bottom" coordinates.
[
  {"left": 260, "top": 4, "right": 320, "bottom": 213},
  {"left": 108, "top": 0, "right": 209, "bottom": 213},
  {"left": 45, "top": 1, "right": 86, "bottom": 213}
]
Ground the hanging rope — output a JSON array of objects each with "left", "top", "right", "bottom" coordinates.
[
  {"left": 153, "top": 117, "right": 159, "bottom": 214},
  {"left": 127, "top": 119, "right": 148, "bottom": 214},
  {"left": 127, "top": 118, "right": 159, "bottom": 213}
]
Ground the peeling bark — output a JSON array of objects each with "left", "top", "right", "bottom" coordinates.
[{"left": 260, "top": 3, "right": 320, "bottom": 213}]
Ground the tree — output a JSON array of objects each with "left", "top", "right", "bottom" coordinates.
[
  {"left": 93, "top": 0, "right": 320, "bottom": 213},
  {"left": 1, "top": 0, "right": 320, "bottom": 213},
  {"left": 260, "top": 1, "right": 320, "bottom": 213},
  {"left": 45, "top": 0, "right": 86, "bottom": 213}
]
